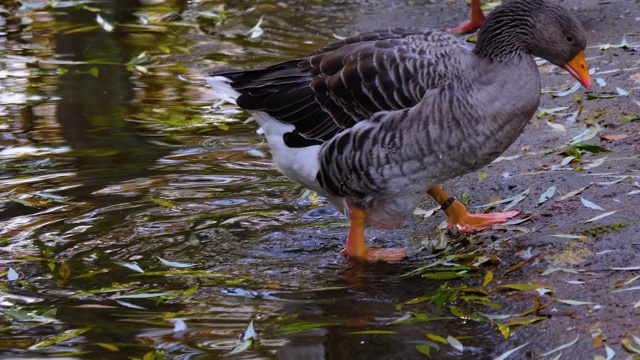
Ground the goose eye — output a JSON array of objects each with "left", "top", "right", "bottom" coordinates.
[{"left": 566, "top": 35, "right": 574, "bottom": 43}]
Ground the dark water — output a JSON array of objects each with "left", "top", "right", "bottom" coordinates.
[{"left": 0, "top": 1, "right": 501, "bottom": 359}]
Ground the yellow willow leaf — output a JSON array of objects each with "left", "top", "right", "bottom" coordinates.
[{"left": 483, "top": 270, "right": 494, "bottom": 287}]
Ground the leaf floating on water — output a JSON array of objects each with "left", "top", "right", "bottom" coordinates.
[
  {"left": 96, "top": 14, "right": 114, "bottom": 32},
  {"left": 28, "top": 327, "right": 92, "bottom": 350},
  {"left": 580, "top": 197, "right": 605, "bottom": 211},
  {"left": 496, "top": 283, "right": 553, "bottom": 292},
  {"left": 89, "top": 67, "right": 99, "bottom": 78},
  {"left": 115, "top": 300, "right": 146, "bottom": 310},
  {"left": 482, "top": 270, "right": 494, "bottom": 287},
  {"left": 151, "top": 198, "right": 176, "bottom": 208},
  {"left": 583, "top": 211, "right": 617, "bottom": 223},
  {"left": 496, "top": 317, "right": 547, "bottom": 339},
  {"left": 7, "top": 267, "right": 19, "bottom": 281},
  {"left": 556, "top": 299, "right": 594, "bottom": 306},
  {"left": 158, "top": 257, "right": 195, "bottom": 268},
  {"left": 110, "top": 291, "right": 173, "bottom": 299},
  {"left": 243, "top": 320, "right": 256, "bottom": 341},
  {"left": 247, "top": 15, "right": 265, "bottom": 38},
  {"left": 493, "top": 342, "right": 530, "bottom": 360},
  {"left": 425, "top": 333, "right": 448, "bottom": 344},
  {"left": 279, "top": 321, "right": 343, "bottom": 334},
  {"left": 96, "top": 342, "right": 119, "bottom": 351},
  {"left": 447, "top": 336, "right": 463, "bottom": 352},
  {"left": 171, "top": 319, "right": 187, "bottom": 333},
  {"left": 58, "top": 262, "right": 71, "bottom": 281},
  {"left": 348, "top": 330, "right": 397, "bottom": 335},
  {"left": 118, "top": 262, "right": 144, "bottom": 273},
  {"left": 538, "top": 186, "right": 557, "bottom": 205},
  {"left": 416, "top": 344, "right": 431, "bottom": 356},
  {"left": 541, "top": 334, "right": 580, "bottom": 357}
]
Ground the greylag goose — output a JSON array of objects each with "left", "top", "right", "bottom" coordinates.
[
  {"left": 206, "top": 0, "right": 591, "bottom": 262},
  {"left": 448, "top": 0, "right": 485, "bottom": 33}
]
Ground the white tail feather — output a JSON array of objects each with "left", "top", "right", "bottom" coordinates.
[{"left": 205, "top": 76, "right": 240, "bottom": 105}]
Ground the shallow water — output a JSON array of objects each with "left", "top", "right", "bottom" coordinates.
[{"left": 0, "top": 1, "right": 501, "bottom": 358}]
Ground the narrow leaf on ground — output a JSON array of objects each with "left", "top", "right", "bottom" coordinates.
[
  {"left": 580, "top": 197, "right": 605, "bottom": 211},
  {"left": 539, "top": 186, "right": 557, "bottom": 205},
  {"left": 493, "top": 342, "right": 530, "bottom": 360},
  {"left": 583, "top": 211, "right": 617, "bottom": 223}
]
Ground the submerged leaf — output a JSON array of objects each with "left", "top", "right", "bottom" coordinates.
[
  {"left": 29, "top": 327, "right": 92, "bottom": 350},
  {"left": 158, "top": 257, "right": 195, "bottom": 268},
  {"left": 348, "top": 330, "right": 396, "bottom": 335},
  {"left": 496, "top": 284, "right": 553, "bottom": 292}
]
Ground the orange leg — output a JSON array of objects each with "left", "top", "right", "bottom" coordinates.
[
  {"left": 427, "top": 186, "right": 518, "bottom": 233},
  {"left": 341, "top": 206, "right": 407, "bottom": 262},
  {"left": 447, "top": 0, "right": 485, "bottom": 33}
]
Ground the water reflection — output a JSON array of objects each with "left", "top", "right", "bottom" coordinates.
[{"left": 0, "top": 0, "right": 503, "bottom": 358}]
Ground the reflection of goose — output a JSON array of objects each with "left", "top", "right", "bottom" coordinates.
[{"left": 207, "top": 0, "right": 591, "bottom": 262}]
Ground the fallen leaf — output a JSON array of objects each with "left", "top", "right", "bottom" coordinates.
[
  {"left": 556, "top": 299, "right": 594, "bottom": 306},
  {"left": 541, "top": 334, "right": 580, "bottom": 357},
  {"left": 580, "top": 197, "right": 605, "bottom": 211},
  {"left": 538, "top": 186, "right": 557, "bottom": 204},
  {"left": 583, "top": 211, "right": 617, "bottom": 223},
  {"left": 558, "top": 185, "right": 589, "bottom": 201},
  {"left": 493, "top": 342, "right": 531, "bottom": 360},
  {"left": 599, "top": 134, "right": 628, "bottom": 141}
]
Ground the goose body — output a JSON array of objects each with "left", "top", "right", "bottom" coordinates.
[{"left": 207, "top": 0, "right": 591, "bottom": 261}]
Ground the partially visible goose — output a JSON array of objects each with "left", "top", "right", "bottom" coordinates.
[
  {"left": 207, "top": 0, "right": 591, "bottom": 261},
  {"left": 448, "top": 0, "right": 485, "bottom": 33}
]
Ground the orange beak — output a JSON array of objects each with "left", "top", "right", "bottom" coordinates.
[{"left": 563, "top": 50, "right": 591, "bottom": 89}]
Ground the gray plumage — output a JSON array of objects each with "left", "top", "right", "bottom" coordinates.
[{"left": 207, "top": 0, "right": 587, "bottom": 229}]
